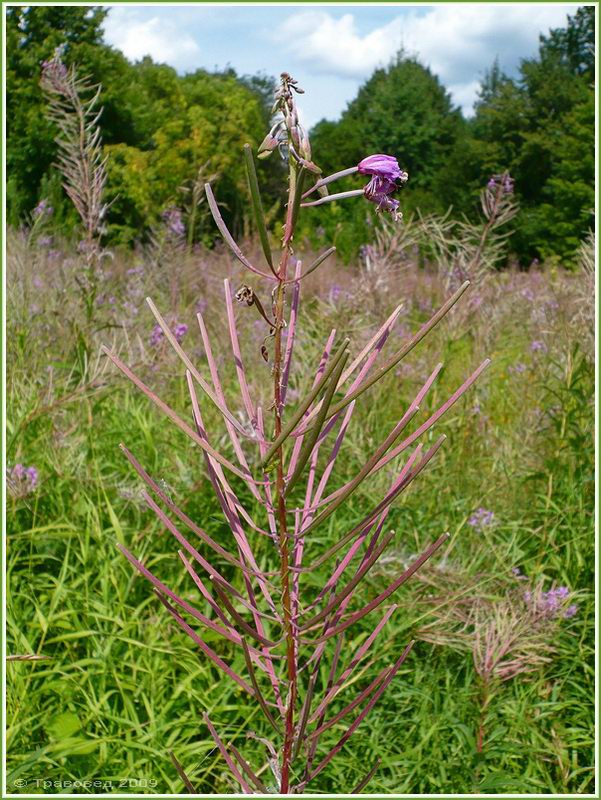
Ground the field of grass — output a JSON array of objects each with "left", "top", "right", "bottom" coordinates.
[{"left": 6, "top": 227, "right": 595, "bottom": 794}]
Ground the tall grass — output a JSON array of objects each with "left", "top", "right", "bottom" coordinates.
[{"left": 6, "top": 224, "right": 594, "bottom": 793}]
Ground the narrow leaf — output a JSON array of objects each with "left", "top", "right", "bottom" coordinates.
[
  {"left": 285, "top": 246, "right": 336, "bottom": 284},
  {"left": 228, "top": 743, "right": 269, "bottom": 793},
  {"left": 205, "top": 183, "right": 275, "bottom": 281},
  {"left": 261, "top": 337, "right": 350, "bottom": 468},
  {"left": 285, "top": 347, "right": 350, "bottom": 495},
  {"left": 145, "top": 297, "right": 253, "bottom": 438},
  {"left": 309, "top": 535, "right": 449, "bottom": 645},
  {"left": 102, "top": 347, "right": 264, "bottom": 485},
  {"left": 352, "top": 757, "right": 382, "bottom": 794},
  {"left": 203, "top": 713, "right": 253, "bottom": 794},
  {"left": 169, "top": 751, "right": 196, "bottom": 794},
  {"left": 305, "top": 281, "right": 472, "bottom": 427},
  {"left": 240, "top": 638, "right": 282, "bottom": 735},
  {"left": 243, "top": 143, "right": 276, "bottom": 274},
  {"left": 306, "top": 642, "right": 414, "bottom": 783}
]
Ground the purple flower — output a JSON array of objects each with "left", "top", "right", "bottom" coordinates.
[
  {"left": 174, "top": 323, "right": 188, "bottom": 343},
  {"left": 38, "top": 236, "right": 53, "bottom": 248},
  {"left": 150, "top": 324, "right": 164, "bottom": 347},
  {"left": 509, "top": 362, "right": 527, "bottom": 375},
  {"left": 8, "top": 463, "right": 39, "bottom": 496},
  {"left": 162, "top": 207, "right": 186, "bottom": 238},
  {"left": 468, "top": 507, "right": 495, "bottom": 529},
  {"left": 521, "top": 288, "right": 535, "bottom": 303},
  {"left": 329, "top": 284, "right": 343, "bottom": 303},
  {"left": 357, "top": 154, "right": 408, "bottom": 220},
  {"left": 524, "top": 584, "right": 577, "bottom": 620},
  {"left": 530, "top": 340, "right": 547, "bottom": 353},
  {"left": 357, "top": 154, "right": 408, "bottom": 183},
  {"left": 41, "top": 49, "right": 68, "bottom": 90},
  {"left": 151, "top": 322, "right": 188, "bottom": 347},
  {"left": 487, "top": 173, "right": 514, "bottom": 194},
  {"left": 33, "top": 199, "right": 53, "bottom": 218}
]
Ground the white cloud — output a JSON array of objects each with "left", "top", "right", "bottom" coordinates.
[
  {"left": 277, "top": 5, "right": 573, "bottom": 114},
  {"left": 446, "top": 80, "right": 483, "bottom": 116},
  {"left": 103, "top": 7, "right": 200, "bottom": 70},
  {"left": 277, "top": 12, "right": 404, "bottom": 78}
]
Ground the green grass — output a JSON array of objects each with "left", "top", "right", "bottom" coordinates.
[{"left": 6, "top": 233, "right": 595, "bottom": 794}]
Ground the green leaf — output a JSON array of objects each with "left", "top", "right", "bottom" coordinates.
[{"left": 243, "top": 143, "right": 274, "bottom": 272}]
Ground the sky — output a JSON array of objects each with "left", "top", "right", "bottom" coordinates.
[{"left": 102, "top": 3, "right": 579, "bottom": 127}]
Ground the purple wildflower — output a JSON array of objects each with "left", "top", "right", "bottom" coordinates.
[
  {"left": 150, "top": 322, "right": 188, "bottom": 347},
  {"left": 33, "top": 199, "right": 53, "bottom": 218},
  {"left": 524, "top": 584, "right": 577, "bottom": 620},
  {"left": 530, "top": 340, "right": 547, "bottom": 353},
  {"left": 8, "top": 463, "right": 39, "bottom": 497},
  {"left": 150, "top": 324, "right": 164, "bottom": 347},
  {"left": 521, "top": 287, "right": 535, "bottom": 303},
  {"left": 162, "top": 207, "right": 186, "bottom": 238},
  {"left": 509, "top": 362, "right": 527, "bottom": 375},
  {"left": 357, "top": 154, "right": 407, "bottom": 183},
  {"left": 468, "top": 507, "right": 495, "bottom": 529},
  {"left": 174, "top": 323, "right": 188, "bottom": 343},
  {"left": 40, "top": 47, "right": 69, "bottom": 91},
  {"left": 38, "top": 236, "right": 53, "bottom": 248},
  {"left": 357, "top": 154, "right": 408, "bottom": 220},
  {"left": 329, "top": 284, "right": 343, "bottom": 303},
  {"left": 487, "top": 173, "right": 514, "bottom": 194}
]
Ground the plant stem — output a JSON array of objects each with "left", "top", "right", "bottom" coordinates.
[
  {"left": 274, "top": 162, "right": 299, "bottom": 793},
  {"left": 476, "top": 678, "right": 490, "bottom": 754}
]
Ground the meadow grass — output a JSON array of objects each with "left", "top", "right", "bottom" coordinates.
[{"left": 6, "top": 230, "right": 594, "bottom": 794}]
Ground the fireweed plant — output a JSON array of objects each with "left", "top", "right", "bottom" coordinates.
[{"left": 103, "top": 75, "right": 490, "bottom": 793}]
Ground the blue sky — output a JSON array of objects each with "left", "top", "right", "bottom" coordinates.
[{"left": 102, "top": 3, "right": 579, "bottom": 127}]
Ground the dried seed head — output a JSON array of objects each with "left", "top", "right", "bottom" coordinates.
[{"left": 235, "top": 285, "right": 255, "bottom": 306}]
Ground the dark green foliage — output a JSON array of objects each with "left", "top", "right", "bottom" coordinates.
[
  {"left": 312, "top": 54, "right": 464, "bottom": 208},
  {"left": 6, "top": 6, "right": 279, "bottom": 245},
  {"left": 457, "top": 6, "right": 595, "bottom": 265},
  {"left": 6, "top": 6, "right": 594, "bottom": 261},
  {"left": 306, "top": 8, "right": 594, "bottom": 265}
]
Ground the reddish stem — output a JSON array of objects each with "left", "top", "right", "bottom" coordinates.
[{"left": 274, "top": 162, "right": 300, "bottom": 793}]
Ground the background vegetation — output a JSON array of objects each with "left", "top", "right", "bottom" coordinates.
[
  {"left": 6, "top": 5, "right": 595, "bottom": 263},
  {"left": 6, "top": 4, "right": 595, "bottom": 796}
]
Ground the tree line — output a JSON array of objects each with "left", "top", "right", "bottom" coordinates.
[{"left": 7, "top": 5, "right": 594, "bottom": 265}]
